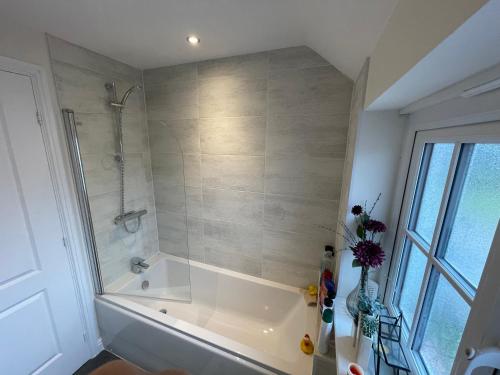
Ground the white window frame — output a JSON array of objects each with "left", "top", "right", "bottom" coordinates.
[{"left": 384, "top": 120, "right": 500, "bottom": 374}]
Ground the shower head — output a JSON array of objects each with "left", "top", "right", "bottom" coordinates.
[
  {"left": 107, "top": 83, "right": 142, "bottom": 108},
  {"left": 119, "top": 85, "right": 142, "bottom": 106}
]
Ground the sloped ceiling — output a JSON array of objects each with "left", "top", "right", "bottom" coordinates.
[{"left": 0, "top": 0, "right": 398, "bottom": 79}]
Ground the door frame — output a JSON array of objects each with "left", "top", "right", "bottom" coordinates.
[{"left": 0, "top": 55, "right": 101, "bottom": 357}]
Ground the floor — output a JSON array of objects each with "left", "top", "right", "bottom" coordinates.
[{"left": 74, "top": 351, "right": 119, "bottom": 375}]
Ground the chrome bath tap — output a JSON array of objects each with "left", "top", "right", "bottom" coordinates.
[{"left": 131, "top": 257, "right": 150, "bottom": 274}]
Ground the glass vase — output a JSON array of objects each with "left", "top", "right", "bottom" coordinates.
[{"left": 346, "top": 265, "right": 369, "bottom": 323}]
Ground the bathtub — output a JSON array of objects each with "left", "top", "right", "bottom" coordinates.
[{"left": 95, "top": 253, "right": 320, "bottom": 375}]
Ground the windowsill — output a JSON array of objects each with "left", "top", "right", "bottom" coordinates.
[{"left": 333, "top": 297, "right": 357, "bottom": 374}]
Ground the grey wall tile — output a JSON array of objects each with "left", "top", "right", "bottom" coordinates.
[
  {"left": 49, "top": 37, "right": 159, "bottom": 288},
  {"left": 82, "top": 153, "right": 120, "bottom": 197},
  {"left": 151, "top": 155, "right": 185, "bottom": 187},
  {"left": 151, "top": 153, "right": 200, "bottom": 187},
  {"left": 198, "top": 52, "right": 268, "bottom": 79},
  {"left": 200, "top": 117, "right": 266, "bottom": 155},
  {"left": 143, "top": 63, "right": 197, "bottom": 87},
  {"left": 140, "top": 46, "right": 352, "bottom": 287},
  {"left": 262, "top": 258, "right": 318, "bottom": 288},
  {"left": 267, "top": 114, "right": 348, "bottom": 158},
  {"left": 74, "top": 113, "right": 115, "bottom": 154},
  {"left": 263, "top": 229, "right": 333, "bottom": 269},
  {"left": 264, "top": 194, "right": 338, "bottom": 235},
  {"left": 202, "top": 188, "right": 264, "bottom": 226},
  {"left": 185, "top": 217, "right": 204, "bottom": 262},
  {"left": 123, "top": 153, "right": 155, "bottom": 200},
  {"left": 122, "top": 113, "right": 149, "bottom": 153},
  {"left": 268, "top": 66, "right": 352, "bottom": 115},
  {"left": 149, "top": 119, "right": 200, "bottom": 154},
  {"left": 47, "top": 34, "right": 141, "bottom": 81},
  {"left": 205, "top": 248, "right": 261, "bottom": 277},
  {"left": 185, "top": 187, "right": 203, "bottom": 218},
  {"left": 157, "top": 211, "right": 189, "bottom": 257},
  {"left": 52, "top": 61, "right": 111, "bottom": 114},
  {"left": 154, "top": 183, "right": 202, "bottom": 218},
  {"left": 266, "top": 154, "right": 344, "bottom": 200},
  {"left": 202, "top": 155, "right": 265, "bottom": 192},
  {"left": 88, "top": 191, "right": 120, "bottom": 234},
  {"left": 154, "top": 184, "right": 187, "bottom": 214},
  {"left": 146, "top": 80, "right": 198, "bottom": 121},
  {"left": 203, "top": 219, "right": 263, "bottom": 259},
  {"left": 157, "top": 213, "right": 203, "bottom": 261},
  {"left": 268, "top": 46, "right": 329, "bottom": 71},
  {"left": 199, "top": 77, "right": 266, "bottom": 118}
]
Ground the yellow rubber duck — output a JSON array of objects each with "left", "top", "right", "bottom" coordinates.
[
  {"left": 307, "top": 284, "right": 318, "bottom": 296},
  {"left": 300, "top": 334, "right": 314, "bottom": 355}
]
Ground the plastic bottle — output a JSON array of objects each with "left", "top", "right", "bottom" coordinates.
[
  {"left": 319, "top": 245, "right": 336, "bottom": 308},
  {"left": 318, "top": 308, "right": 333, "bottom": 354},
  {"left": 321, "top": 296, "right": 333, "bottom": 314},
  {"left": 320, "top": 245, "right": 335, "bottom": 274}
]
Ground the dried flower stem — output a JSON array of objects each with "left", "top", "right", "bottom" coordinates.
[{"left": 368, "top": 193, "right": 382, "bottom": 215}]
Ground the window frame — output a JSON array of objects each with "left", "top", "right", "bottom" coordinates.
[{"left": 384, "top": 121, "right": 500, "bottom": 374}]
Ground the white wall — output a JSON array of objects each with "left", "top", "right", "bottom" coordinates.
[
  {"left": 0, "top": 18, "right": 53, "bottom": 67},
  {"left": 337, "top": 109, "right": 406, "bottom": 297},
  {"left": 365, "top": 0, "right": 487, "bottom": 108}
]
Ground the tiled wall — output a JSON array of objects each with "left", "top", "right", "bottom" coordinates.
[
  {"left": 47, "top": 36, "right": 159, "bottom": 287},
  {"left": 144, "top": 46, "right": 352, "bottom": 287}
]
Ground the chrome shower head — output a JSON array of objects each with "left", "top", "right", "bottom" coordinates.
[
  {"left": 119, "top": 85, "right": 142, "bottom": 106},
  {"left": 107, "top": 83, "right": 142, "bottom": 108}
]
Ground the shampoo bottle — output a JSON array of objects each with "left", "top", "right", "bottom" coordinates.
[{"left": 318, "top": 308, "right": 333, "bottom": 354}]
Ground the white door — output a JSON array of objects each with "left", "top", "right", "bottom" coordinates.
[{"left": 0, "top": 69, "right": 89, "bottom": 374}]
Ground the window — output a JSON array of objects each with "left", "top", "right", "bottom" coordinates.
[{"left": 389, "top": 126, "right": 500, "bottom": 375}]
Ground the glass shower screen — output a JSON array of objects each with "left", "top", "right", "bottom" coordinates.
[{"left": 62, "top": 106, "right": 192, "bottom": 303}]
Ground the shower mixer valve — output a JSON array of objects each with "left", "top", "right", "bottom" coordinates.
[{"left": 131, "top": 257, "right": 150, "bottom": 274}]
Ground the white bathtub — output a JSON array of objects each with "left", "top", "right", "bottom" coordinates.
[{"left": 96, "top": 254, "right": 320, "bottom": 375}]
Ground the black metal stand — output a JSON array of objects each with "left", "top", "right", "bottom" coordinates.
[{"left": 372, "top": 313, "right": 411, "bottom": 375}]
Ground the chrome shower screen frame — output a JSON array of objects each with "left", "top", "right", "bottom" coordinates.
[{"left": 62, "top": 108, "right": 104, "bottom": 294}]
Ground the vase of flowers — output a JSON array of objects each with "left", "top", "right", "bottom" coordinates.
[{"left": 344, "top": 195, "right": 386, "bottom": 322}]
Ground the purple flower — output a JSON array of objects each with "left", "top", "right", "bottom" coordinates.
[
  {"left": 351, "top": 240, "right": 385, "bottom": 268},
  {"left": 365, "top": 220, "right": 387, "bottom": 233},
  {"left": 351, "top": 205, "right": 363, "bottom": 216}
]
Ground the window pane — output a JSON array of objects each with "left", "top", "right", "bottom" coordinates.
[
  {"left": 442, "top": 144, "right": 500, "bottom": 288},
  {"left": 413, "top": 144, "right": 454, "bottom": 244},
  {"left": 397, "top": 242, "right": 427, "bottom": 326},
  {"left": 418, "top": 275, "right": 470, "bottom": 375}
]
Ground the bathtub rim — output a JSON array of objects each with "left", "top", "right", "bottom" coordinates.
[{"left": 105, "top": 252, "right": 315, "bottom": 297}]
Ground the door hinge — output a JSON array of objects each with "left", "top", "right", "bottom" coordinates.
[{"left": 36, "top": 111, "right": 43, "bottom": 126}]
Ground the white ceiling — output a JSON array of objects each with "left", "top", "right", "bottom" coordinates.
[
  {"left": 368, "top": 0, "right": 500, "bottom": 110},
  {"left": 0, "top": 0, "right": 398, "bottom": 79}
]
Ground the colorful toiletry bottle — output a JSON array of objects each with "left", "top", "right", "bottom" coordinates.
[
  {"left": 326, "top": 289, "right": 336, "bottom": 316},
  {"left": 318, "top": 308, "right": 333, "bottom": 354},
  {"left": 320, "top": 245, "right": 335, "bottom": 274},
  {"left": 322, "top": 296, "right": 333, "bottom": 313},
  {"left": 319, "top": 245, "right": 336, "bottom": 309}
]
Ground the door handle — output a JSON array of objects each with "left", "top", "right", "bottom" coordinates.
[
  {"left": 463, "top": 347, "right": 500, "bottom": 375},
  {"left": 465, "top": 347, "right": 477, "bottom": 360}
]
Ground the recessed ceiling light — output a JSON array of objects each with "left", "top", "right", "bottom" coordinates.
[{"left": 186, "top": 35, "right": 200, "bottom": 46}]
